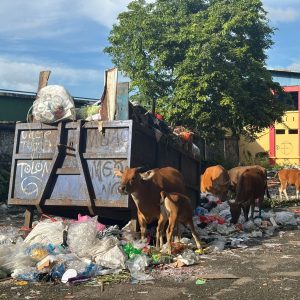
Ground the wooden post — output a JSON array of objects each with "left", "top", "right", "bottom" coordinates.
[
  {"left": 38, "top": 70, "right": 51, "bottom": 92},
  {"left": 31, "top": 70, "right": 51, "bottom": 123},
  {"left": 24, "top": 207, "right": 34, "bottom": 228}
]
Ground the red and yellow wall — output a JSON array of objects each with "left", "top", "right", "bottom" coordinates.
[{"left": 239, "top": 86, "right": 300, "bottom": 165}]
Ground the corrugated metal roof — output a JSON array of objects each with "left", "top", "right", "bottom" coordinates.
[{"left": 0, "top": 89, "right": 98, "bottom": 103}]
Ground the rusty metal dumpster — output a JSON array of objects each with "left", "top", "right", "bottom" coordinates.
[{"left": 8, "top": 119, "right": 200, "bottom": 226}]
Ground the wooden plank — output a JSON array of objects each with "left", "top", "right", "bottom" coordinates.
[
  {"left": 38, "top": 70, "right": 51, "bottom": 92},
  {"left": 100, "top": 68, "right": 118, "bottom": 121},
  {"left": 116, "top": 82, "right": 129, "bottom": 120},
  {"left": 24, "top": 207, "right": 34, "bottom": 228}
]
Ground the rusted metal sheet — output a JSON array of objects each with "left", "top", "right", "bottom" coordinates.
[{"left": 8, "top": 119, "right": 200, "bottom": 221}]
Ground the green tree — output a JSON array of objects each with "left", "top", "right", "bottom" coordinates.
[{"left": 105, "top": 0, "right": 287, "bottom": 141}]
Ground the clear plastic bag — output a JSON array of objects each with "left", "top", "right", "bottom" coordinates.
[
  {"left": 32, "top": 85, "right": 75, "bottom": 123},
  {"left": 275, "top": 212, "right": 297, "bottom": 226},
  {"left": 126, "top": 255, "right": 153, "bottom": 281},
  {"left": 67, "top": 217, "right": 98, "bottom": 257},
  {"left": 0, "top": 226, "right": 23, "bottom": 245}
]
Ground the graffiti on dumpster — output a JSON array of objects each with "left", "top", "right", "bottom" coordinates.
[
  {"left": 19, "top": 130, "right": 56, "bottom": 153},
  {"left": 86, "top": 128, "right": 129, "bottom": 153},
  {"left": 88, "top": 159, "right": 127, "bottom": 201},
  {"left": 16, "top": 161, "right": 51, "bottom": 198}
]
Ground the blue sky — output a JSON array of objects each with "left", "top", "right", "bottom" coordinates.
[{"left": 0, "top": 0, "right": 299, "bottom": 99}]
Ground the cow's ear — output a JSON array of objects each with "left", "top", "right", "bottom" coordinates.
[
  {"left": 140, "top": 170, "right": 155, "bottom": 181},
  {"left": 114, "top": 169, "right": 123, "bottom": 177}
]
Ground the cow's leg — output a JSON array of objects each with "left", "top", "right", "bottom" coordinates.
[
  {"left": 186, "top": 220, "right": 202, "bottom": 250},
  {"left": 173, "top": 223, "right": 181, "bottom": 243},
  {"left": 156, "top": 214, "right": 167, "bottom": 249},
  {"left": 137, "top": 212, "right": 147, "bottom": 240},
  {"left": 258, "top": 197, "right": 263, "bottom": 218},
  {"left": 250, "top": 203, "right": 255, "bottom": 219},
  {"left": 279, "top": 185, "right": 283, "bottom": 201},
  {"left": 166, "top": 217, "right": 176, "bottom": 255},
  {"left": 296, "top": 185, "right": 299, "bottom": 200},
  {"left": 242, "top": 205, "right": 250, "bottom": 222},
  {"left": 281, "top": 182, "right": 289, "bottom": 201}
]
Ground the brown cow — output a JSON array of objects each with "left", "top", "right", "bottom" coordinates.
[
  {"left": 200, "top": 165, "right": 230, "bottom": 201},
  {"left": 278, "top": 169, "right": 300, "bottom": 200},
  {"left": 160, "top": 191, "right": 201, "bottom": 254},
  {"left": 229, "top": 168, "right": 266, "bottom": 224},
  {"left": 228, "top": 165, "right": 271, "bottom": 198},
  {"left": 114, "top": 167, "right": 186, "bottom": 248}
]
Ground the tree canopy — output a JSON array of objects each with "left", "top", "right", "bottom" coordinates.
[{"left": 105, "top": 0, "right": 288, "bottom": 141}]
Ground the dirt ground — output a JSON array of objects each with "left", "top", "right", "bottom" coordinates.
[
  {"left": 0, "top": 184, "right": 300, "bottom": 300},
  {"left": 0, "top": 209, "right": 299, "bottom": 300}
]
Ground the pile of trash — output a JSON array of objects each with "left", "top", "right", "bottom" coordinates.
[
  {"left": 0, "top": 201, "right": 299, "bottom": 285},
  {"left": 192, "top": 193, "right": 300, "bottom": 251}
]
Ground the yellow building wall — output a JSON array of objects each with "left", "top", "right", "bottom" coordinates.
[{"left": 239, "top": 111, "right": 299, "bottom": 165}]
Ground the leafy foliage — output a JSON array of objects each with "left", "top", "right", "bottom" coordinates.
[{"left": 105, "top": 0, "right": 287, "bottom": 141}]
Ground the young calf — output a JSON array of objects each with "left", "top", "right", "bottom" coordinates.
[{"left": 160, "top": 191, "right": 202, "bottom": 255}]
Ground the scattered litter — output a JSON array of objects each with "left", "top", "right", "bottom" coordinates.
[
  {"left": 15, "top": 281, "right": 28, "bottom": 286},
  {"left": 195, "top": 278, "right": 206, "bottom": 285}
]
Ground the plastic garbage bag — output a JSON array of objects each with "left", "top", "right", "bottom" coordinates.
[
  {"left": 122, "top": 243, "right": 142, "bottom": 259},
  {"left": 95, "top": 245, "right": 126, "bottom": 269},
  {"left": 126, "top": 255, "right": 153, "bottom": 281},
  {"left": 0, "top": 226, "right": 23, "bottom": 245},
  {"left": 250, "top": 231, "right": 263, "bottom": 238},
  {"left": 67, "top": 217, "right": 98, "bottom": 257},
  {"left": 274, "top": 212, "right": 297, "bottom": 226},
  {"left": 264, "top": 226, "right": 276, "bottom": 237},
  {"left": 243, "top": 220, "right": 256, "bottom": 232},
  {"left": 89, "top": 236, "right": 119, "bottom": 259},
  {"left": 0, "top": 244, "right": 35, "bottom": 273},
  {"left": 24, "top": 220, "right": 65, "bottom": 246},
  {"left": 11, "top": 267, "right": 39, "bottom": 282},
  {"left": 65, "top": 259, "right": 88, "bottom": 274},
  {"left": 209, "top": 237, "right": 226, "bottom": 252},
  {"left": 25, "top": 243, "right": 54, "bottom": 262},
  {"left": 176, "top": 249, "right": 200, "bottom": 266},
  {"left": 32, "top": 85, "right": 75, "bottom": 123},
  {"left": 253, "top": 218, "right": 262, "bottom": 226},
  {"left": 74, "top": 214, "right": 106, "bottom": 232}
]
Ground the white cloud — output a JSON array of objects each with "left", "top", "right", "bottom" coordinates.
[
  {"left": 0, "top": 0, "right": 134, "bottom": 39},
  {"left": 265, "top": 5, "right": 299, "bottom": 23},
  {"left": 286, "top": 62, "right": 300, "bottom": 72},
  {"left": 75, "top": 0, "right": 132, "bottom": 28},
  {"left": 0, "top": 56, "right": 99, "bottom": 93}
]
